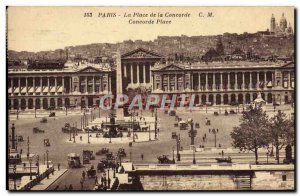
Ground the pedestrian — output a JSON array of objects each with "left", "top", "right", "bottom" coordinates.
[
  {"left": 69, "top": 184, "right": 73, "bottom": 190},
  {"left": 158, "top": 128, "right": 160, "bottom": 133},
  {"left": 80, "top": 136, "right": 82, "bottom": 141},
  {"left": 217, "top": 129, "right": 219, "bottom": 133},
  {"left": 204, "top": 133, "right": 206, "bottom": 138},
  {"left": 20, "top": 149, "right": 23, "bottom": 154},
  {"left": 209, "top": 128, "right": 211, "bottom": 133},
  {"left": 82, "top": 170, "right": 86, "bottom": 180},
  {"left": 107, "top": 178, "right": 111, "bottom": 188},
  {"left": 95, "top": 175, "right": 98, "bottom": 185},
  {"left": 58, "top": 163, "right": 60, "bottom": 171},
  {"left": 80, "top": 178, "right": 84, "bottom": 190},
  {"left": 141, "top": 153, "right": 144, "bottom": 160},
  {"left": 64, "top": 185, "right": 68, "bottom": 190},
  {"left": 221, "top": 150, "right": 224, "bottom": 157}
]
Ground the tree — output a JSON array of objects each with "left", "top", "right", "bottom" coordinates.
[
  {"left": 269, "top": 110, "right": 294, "bottom": 164},
  {"left": 230, "top": 106, "right": 271, "bottom": 164}
]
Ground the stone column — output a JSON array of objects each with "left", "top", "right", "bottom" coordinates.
[
  {"left": 234, "top": 72, "right": 238, "bottom": 90},
  {"left": 93, "top": 76, "right": 95, "bottom": 94},
  {"left": 137, "top": 64, "right": 140, "bottom": 84},
  {"left": 55, "top": 77, "right": 57, "bottom": 95},
  {"left": 143, "top": 64, "right": 146, "bottom": 84},
  {"left": 47, "top": 77, "right": 50, "bottom": 94},
  {"left": 227, "top": 72, "right": 230, "bottom": 90},
  {"left": 40, "top": 77, "right": 43, "bottom": 93},
  {"left": 221, "top": 94, "right": 224, "bottom": 104},
  {"left": 249, "top": 72, "right": 252, "bottom": 89},
  {"left": 160, "top": 75, "right": 163, "bottom": 90},
  {"left": 220, "top": 72, "right": 223, "bottom": 90},
  {"left": 198, "top": 73, "right": 201, "bottom": 91},
  {"left": 25, "top": 98, "right": 28, "bottom": 109},
  {"left": 256, "top": 72, "right": 259, "bottom": 89},
  {"left": 212, "top": 73, "right": 216, "bottom": 91},
  {"left": 62, "top": 76, "right": 64, "bottom": 94},
  {"left": 18, "top": 77, "right": 21, "bottom": 94},
  {"left": 175, "top": 74, "right": 177, "bottom": 91},
  {"left": 264, "top": 71, "right": 267, "bottom": 88},
  {"left": 109, "top": 74, "right": 112, "bottom": 93},
  {"left": 33, "top": 77, "right": 35, "bottom": 94},
  {"left": 25, "top": 77, "right": 28, "bottom": 94},
  {"left": 167, "top": 74, "right": 170, "bottom": 91},
  {"left": 11, "top": 78, "right": 13, "bottom": 92},
  {"left": 86, "top": 76, "right": 88, "bottom": 94},
  {"left": 205, "top": 73, "right": 208, "bottom": 90},
  {"left": 289, "top": 71, "right": 291, "bottom": 89},
  {"left": 130, "top": 64, "right": 133, "bottom": 84},
  {"left": 242, "top": 72, "right": 245, "bottom": 89}
]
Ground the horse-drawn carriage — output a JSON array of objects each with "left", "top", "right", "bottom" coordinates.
[
  {"left": 33, "top": 127, "right": 45, "bottom": 133},
  {"left": 157, "top": 155, "right": 174, "bottom": 164}
]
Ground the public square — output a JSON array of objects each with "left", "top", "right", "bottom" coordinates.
[{"left": 8, "top": 104, "right": 293, "bottom": 190}]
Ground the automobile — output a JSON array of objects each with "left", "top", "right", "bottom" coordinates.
[
  {"left": 179, "top": 121, "right": 188, "bottom": 130},
  {"left": 33, "top": 127, "right": 45, "bottom": 133},
  {"left": 67, "top": 153, "right": 81, "bottom": 168},
  {"left": 117, "top": 148, "right": 126, "bottom": 158},
  {"left": 83, "top": 150, "right": 95, "bottom": 160},
  {"left": 40, "top": 118, "right": 47, "bottom": 123},
  {"left": 49, "top": 112, "right": 55, "bottom": 117},
  {"left": 83, "top": 157, "right": 90, "bottom": 164},
  {"left": 216, "top": 156, "right": 232, "bottom": 163},
  {"left": 87, "top": 166, "right": 96, "bottom": 178},
  {"left": 97, "top": 162, "right": 105, "bottom": 172},
  {"left": 171, "top": 132, "right": 177, "bottom": 139},
  {"left": 195, "top": 123, "right": 200, "bottom": 128},
  {"left": 214, "top": 112, "right": 219, "bottom": 116},
  {"left": 95, "top": 148, "right": 109, "bottom": 156},
  {"left": 273, "top": 102, "right": 280, "bottom": 106}
]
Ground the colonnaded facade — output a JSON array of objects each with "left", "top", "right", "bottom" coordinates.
[{"left": 7, "top": 48, "right": 294, "bottom": 110}]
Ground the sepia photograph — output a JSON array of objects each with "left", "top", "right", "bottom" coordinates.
[{"left": 6, "top": 6, "right": 295, "bottom": 191}]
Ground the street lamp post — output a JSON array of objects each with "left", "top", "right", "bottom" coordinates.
[
  {"left": 172, "top": 133, "right": 181, "bottom": 161},
  {"left": 29, "top": 158, "right": 32, "bottom": 180},
  {"left": 13, "top": 165, "right": 17, "bottom": 190},
  {"left": 46, "top": 150, "right": 49, "bottom": 168},
  {"left": 172, "top": 146, "right": 175, "bottom": 164},
  {"left": 27, "top": 136, "right": 30, "bottom": 159},
  {"left": 148, "top": 125, "right": 151, "bottom": 141},
  {"left": 98, "top": 106, "right": 100, "bottom": 118},
  {"left": 73, "top": 128, "right": 76, "bottom": 143},
  {"left": 266, "top": 152, "right": 269, "bottom": 164},
  {"left": 193, "top": 146, "right": 196, "bottom": 164},
  {"left": 154, "top": 109, "right": 158, "bottom": 140},
  {"left": 44, "top": 153, "right": 45, "bottom": 165},
  {"left": 69, "top": 127, "right": 72, "bottom": 141},
  {"left": 88, "top": 127, "right": 90, "bottom": 144},
  {"left": 36, "top": 155, "right": 40, "bottom": 176},
  {"left": 210, "top": 128, "right": 218, "bottom": 148}
]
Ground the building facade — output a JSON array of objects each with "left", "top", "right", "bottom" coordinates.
[
  {"left": 8, "top": 48, "right": 294, "bottom": 110},
  {"left": 8, "top": 62, "right": 114, "bottom": 110}
]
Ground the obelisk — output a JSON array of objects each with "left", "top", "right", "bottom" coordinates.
[{"left": 116, "top": 49, "right": 124, "bottom": 120}]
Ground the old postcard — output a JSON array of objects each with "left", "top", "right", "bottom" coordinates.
[{"left": 7, "top": 6, "right": 295, "bottom": 191}]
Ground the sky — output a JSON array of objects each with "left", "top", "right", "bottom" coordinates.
[{"left": 7, "top": 6, "right": 294, "bottom": 52}]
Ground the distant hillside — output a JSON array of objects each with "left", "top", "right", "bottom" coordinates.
[{"left": 7, "top": 32, "right": 294, "bottom": 62}]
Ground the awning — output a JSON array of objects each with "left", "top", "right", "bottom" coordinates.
[
  {"left": 267, "top": 81, "right": 273, "bottom": 87},
  {"left": 43, "top": 87, "right": 49, "bottom": 93},
  {"left": 36, "top": 87, "right": 42, "bottom": 93},
  {"left": 28, "top": 87, "right": 34, "bottom": 93},
  {"left": 8, "top": 87, "right": 12, "bottom": 93},
  {"left": 57, "top": 86, "right": 63, "bottom": 93},
  {"left": 14, "top": 87, "right": 19, "bottom": 93},
  {"left": 21, "top": 87, "right": 27, "bottom": 93},
  {"left": 50, "top": 87, "right": 56, "bottom": 93}
]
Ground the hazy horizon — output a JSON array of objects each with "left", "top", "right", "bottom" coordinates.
[{"left": 7, "top": 6, "right": 294, "bottom": 53}]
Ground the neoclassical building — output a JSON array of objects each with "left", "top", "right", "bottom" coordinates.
[
  {"left": 8, "top": 48, "right": 294, "bottom": 110},
  {"left": 8, "top": 61, "right": 114, "bottom": 110},
  {"left": 151, "top": 61, "right": 294, "bottom": 105}
]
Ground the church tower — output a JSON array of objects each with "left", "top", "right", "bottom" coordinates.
[
  {"left": 280, "top": 13, "right": 287, "bottom": 31},
  {"left": 270, "top": 14, "right": 276, "bottom": 33}
]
